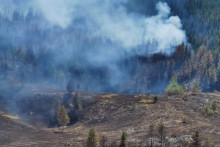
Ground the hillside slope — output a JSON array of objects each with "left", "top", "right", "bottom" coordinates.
[
  {"left": 1, "top": 91, "right": 219, "bottom": 146},
  {"left": 0, "top": 114, "right": 62, "bottom": 146}
]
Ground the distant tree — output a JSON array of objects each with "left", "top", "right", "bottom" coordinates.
[
  {"left": 87, "top": 128, "right": 99, "bottom": 147},
  {"left": 166, "top": 80, "right": 184, "bottom": 96},
  {"left": 211, "top": 100, "right": 218, "bottom": 112},
  {"left": 77, "top": 82, "right": 81, "bottom": 90},
  {"left": 158, "top": 121, "right": 166, "bottom": 147},
  {"left": 203, "top": 106, "right": 215, "bottom": 116},
  {"left": 146, "top": 90, "right": 151, "bottom": 97},
  {"left": 130, "top": 142, "right": 141, "bottom": 147},
  {"left": 75, "top": 93, "right": 83, "bottom": 110},
  {"left": 110, "top": 141, "right": 117, "bottom": 147},
  {"left": 67, "top": 77, "right": 74, "bottom": 93},
  {"left": 57, "top": 70, "right": 66, "bottom": 86},
  {"left": 149, "top": 123, "right": 155, "bottom": 147},
  {"left": 154, "top": 96, "right": 158, "bottom": 103},
  {"left": 57, "top": 105, "right": 70, "bottom": 133},
  {"left": 192, "top": 78, "right": 201, "bottom": 92},
  {"left": 192, "top": 131, "right": 201, "bottom": 147},
  {"left": 100, "top": 135, "right": 107, "bottom": 147},
  {"left": 119, "top": 132, "right": 127, "bottom": 147},
  {"left": 203, "top": 137, "right": 215, "bottom": 147},
  {"left": 76, "top": 142, "right": 83, "bottom": 147}
]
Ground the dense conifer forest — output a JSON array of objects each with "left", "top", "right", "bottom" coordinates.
[{"left": 0, "top": 0, "right": 220, "bottom": 94}]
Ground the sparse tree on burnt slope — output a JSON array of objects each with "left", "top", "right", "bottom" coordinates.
[
  {"left": 57, "top": 105, "right": 70, "bottom": 133},
  {"left": 119, "top": 132, "right": 127, "bottom": 147},
  {"left": 87, "top": 128, "right": 99, "bottom": 147}
]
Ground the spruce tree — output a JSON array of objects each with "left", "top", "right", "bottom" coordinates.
[
  {"left": 203, "top": 137, "right": 214, "bottom": 147},
  {"left": 87, "top": 128, "right": 99, "bottom": 147},
  {"left": 149, "top": 123, "right": 155, "bottom": 147},
  {"left": 119, "top": 132, "right": 127, "bottom": 147},
  {"left": 57, "top": 105, "right": 70, "bottom": 133},
  {"left": 75, "top": 93, "right": 83, "bottom": 110},
  {"left": 100, "top": 135, "right": 107, "bottom": 147},
  {"left": 158, "top": 121, "right": 166, "bottom": 147},
  {"left": 192, "top": 131, "right": 201, "bottom": 147},
  {"left": 67, "top": 77, "right": 74, "bottom": 93}
]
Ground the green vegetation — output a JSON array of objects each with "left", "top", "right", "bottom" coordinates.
[
  {"left": 100, "top": 135, "right": 107, "bottom": 147},
  {"left": 166, "top": 80, "right": 184, "bottom": 96},
  {"left": 57, "top": 105, "right": 70, "bottom": 133},
  {"left": 203, "top": 106, "right": 216, "bottom": 116},
  {"left": 203, "top": 100, "right": 218, "bottom": 116},
  {"left": 191, "top": 79, "right": 201, "bottom": 93},
  {"left": 192, "top": 131, "right": 201, "bottom": 147},
  {"left": 86, "top": 128, "right": 99, "bottom": 147},
  {"left": 182, "top": 115, "right": 188, "bottom": 123},
  {"left": 211, "top": 100, "right": 218, "bottom": 112},
  {"left": 82, "top": 126, "right": 216, "bottom": 147},
  {"left": 183, "top": 93, "right": 189, "bottom": 101},
  {"left": 158, "top": 121, "right": 166, "bottom": 147},
  {"left": 119, "top": 132, "right": 127, "bottom": 147},
  {"left": 203, "top": 137, "right": 215, "bottom": 147},
  {"left": 153, "top": 96, "right": 158, "bottom": 103},
  {"left": 75, "top": 93, "right": 83, "bottom": 110}
]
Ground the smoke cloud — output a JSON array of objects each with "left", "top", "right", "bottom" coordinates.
[
  {"left": 0, "top": 0, "right": 188, "bottom": 94},
  {"left": 32, "top": 0, "right": 186, "bottom": 55}
]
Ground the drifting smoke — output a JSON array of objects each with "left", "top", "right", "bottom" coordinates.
[
  {"left": 0, "top": 0, "right": 187, "bottom": 94},
  {"left": 0, "top": 0, "right": 186, "bottom": 55},
  {"left": 33, "top": 0, "right": 186, "bottom": 55}
]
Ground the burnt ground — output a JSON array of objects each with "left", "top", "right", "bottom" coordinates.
[
  {"left": 0, "top": 115, "right": 63, "bottom": 146},
  {"left": 0, "top": 91, "right": 220, "bottom": 146}
]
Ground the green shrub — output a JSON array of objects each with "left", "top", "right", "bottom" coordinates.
[
  {"left": 154, "top": 96, "right": 158, "bottom": 103},
  {"left": 203, "top": 137, "right": 215, "bottom": 147},
  {"left": 203, "top": 101, "right": 218, "bottom": 116},
  {"left": 182, "top": 93, "right": 189, "bottom": 101},
  {"left": 191, "top": 79, "right": 201, "bottom": 92},
  {"left": 211, "top": 100, "right": 218, "bottom": 111},
  {"left": 182, "top": 115, "right": 188, "bottom": 123},
  {"left": 166, "top": 81, "right": 184, "bottom": 96},
  {"left": 203, "top": 106, "right": 216, "bottom": 116}
]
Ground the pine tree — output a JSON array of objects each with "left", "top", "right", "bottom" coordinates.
[
  {"left": 75, "top": 93, "right": 83, "bottom": 110},
  {"left": 158, "top": 121, "right": 166, "bottom": 147},
  {"left": 192, "top": 131, "right": 201, "bottom": 147},
  {"left": 203, "top": 137, "right": 214, "bottom": 147},
  {"left": 67, "top": 77, "right": 74, "bottom": 93},
  {"left": 154, "top": 96, "right": 158, "bottom": 103},
  {"left": 87, "top": 128, "right": 99, "bottom": 147},
  {"left": 100, "top": 135, "right": 107, "bottom": 147},
  {"left": 149, "top": 123, "right": 155, "bottom": 147},
  {"left": 211, "top": 100, "right": 218, "bottom": 112},
  {"left": 57, "top": 105, "right": 70, "bottom": 133},
  {"left": 119, "top": 132, "right": 127, "bottom": 147}
]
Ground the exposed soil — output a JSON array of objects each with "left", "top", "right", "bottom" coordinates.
[{"left": 0, "top": 91, "right": 220, "bottom": 146}]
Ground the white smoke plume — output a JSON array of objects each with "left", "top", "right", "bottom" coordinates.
[
  {"left": 0, "top": 0, "right": 186, "bottom": 55},
  {"left": 32, "top": 0, "right": 187, "bottom": 55},
  {"left": 0, "top": 0, "right": 188, "bottom": 93}
]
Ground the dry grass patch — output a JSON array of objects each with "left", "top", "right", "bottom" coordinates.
[
  {"left": 101, "top": 94, "right": 118, "bottom": 99},
  {"left": 0, "top": 111, "right": 19, "bottom": 120},
  {"left": 139, "top": 99, "right": 154, "bottom": 104}
]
